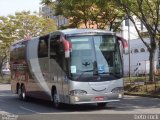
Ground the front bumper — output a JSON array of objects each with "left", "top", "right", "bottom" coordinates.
[{"left": 69, "top": 92, "right": 123, "bottom": 104}]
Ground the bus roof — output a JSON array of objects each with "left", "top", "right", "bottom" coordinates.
[
  {"left": 11, "top": 29, "right": 115, "bottom": 46},
  {"left": 58, "top": 28, "right": 115, "bottom": 36},
  {"left": 11, "top": 36, "right": 39, "bottom": 46}
]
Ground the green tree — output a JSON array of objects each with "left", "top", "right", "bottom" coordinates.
[
  {"left": 41, "top": 0, "right": 125, "bottom": 31},
  {"left": 117, "top": 0, "right": 160, "bottom": 82},
  {"left": 0, "top": 11, "right": 57, "bottom": 77},
  {"left": 13, "top": 11, "right": 57, "bottom": 39},
  {"left": 0, "top": 16, "right": 17, "bottom": 77}
]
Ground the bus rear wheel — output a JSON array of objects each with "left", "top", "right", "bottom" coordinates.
[{"left": 18, "top": 85, "right": 27, "bottom": 101}]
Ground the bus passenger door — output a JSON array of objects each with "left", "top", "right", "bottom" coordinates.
[
  {"left": 37, "top": 35, "right": 50, "bottom": 99},
  {"left": 49, "top": 35, "right": 68, "bottom": 103}
]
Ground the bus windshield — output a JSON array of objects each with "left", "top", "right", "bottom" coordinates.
[{"left": 68, "top": 35, "right": 123, "bottom": 81}]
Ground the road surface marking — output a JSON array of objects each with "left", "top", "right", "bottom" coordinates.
[{"left": 20, "top": 106, "right": 40, "bottom": 114}]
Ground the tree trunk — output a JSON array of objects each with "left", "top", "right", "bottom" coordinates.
[
  {"left": 0, "top": 62, "right": 4, "bottom": 80},
  {"left": 109, "top": 22, "right": 113, "bottom": 31},
  {"left": 149, "top": 41, "right": 156, "bottom": 82},
  {"left": 84, "top": 19, "right": 88, "bottom": 28}
]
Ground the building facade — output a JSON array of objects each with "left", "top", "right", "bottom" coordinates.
[
  {"left": 119, "top": 16, "right": 159, "bottom": 76},
  {"left": 40, "top": 5, "right": 69, "bottom": 29},
  {"left": 123, "top": 38, "right": 158, "bottom": 76}
]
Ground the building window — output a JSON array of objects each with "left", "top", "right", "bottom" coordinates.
[
  {"left": 134, "top": 49, "right": 139, "bottom": 53},
  {"left": 38, "top": 35, "right": 49, "bottom": 58},
  {"left": 140, "top": 48, "right": 145, "bottom": 52}
]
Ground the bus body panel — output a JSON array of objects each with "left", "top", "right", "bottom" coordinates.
[
  {"left": 50, "top": 58, "right": 70, "bottom": 103},
  {"left": 68, "top": 79, "right": 123, "bottom": 104},
  {"left": 69, "top": 79, "right": 123, "bottom": 94},
  {"left": 26, "top": 38, "right": 49, "bottom": 99}
]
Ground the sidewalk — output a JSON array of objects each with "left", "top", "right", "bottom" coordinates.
[
  {"left": 124, "top": 92, "right": 160, "bottom": 98},
  {"left": 0, "top": 84, "right": 11, "bottom": 91}
]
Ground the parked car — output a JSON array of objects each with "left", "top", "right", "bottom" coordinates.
[{"left": 2, "top": 68, "right": 11, "bottom": 75}]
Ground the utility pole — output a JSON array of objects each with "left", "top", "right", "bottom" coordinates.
[
  {"left": 128, "top": 17, "right": 131, "bottom": 83},
  {"left": 57, "top": 15, "right": 60, "bottom": 29}
]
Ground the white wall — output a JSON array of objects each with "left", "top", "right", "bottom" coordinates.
[{"left": 123, "top": 38, "right": 158, "bottom": 76}]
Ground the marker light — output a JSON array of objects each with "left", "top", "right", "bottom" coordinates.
[{"left": 69, "top": 89, "right": 87, "bottom": 96}]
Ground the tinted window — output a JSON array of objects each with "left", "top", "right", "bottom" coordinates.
[
  {"left": 50, "top": 35, "right": 66, "bottom": 70},
  {"left": 38, "top": 35, "right": 49, "bottom": 58},
  {"left": 18, "top": 42, "right": 26, "bottom": 59},
  {"left": 11, "top": 41, "right": 26, "bottom": 60},
  {"left": 68, "top": 35, "right": 123, "bottom": 81},
  {"left": 50, "top": 35, "right": 60, "bottom": 59}
]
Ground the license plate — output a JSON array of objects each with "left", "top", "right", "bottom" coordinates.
[{"left": 95, "top": 96, "right": 104, "bottom": 101}]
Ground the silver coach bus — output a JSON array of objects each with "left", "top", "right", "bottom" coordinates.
[{"left": 10, "top": 29, "right": 128, "bottom": 108}]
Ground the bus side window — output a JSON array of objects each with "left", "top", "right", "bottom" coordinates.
[
  {"left": 38, "top": 35, "right": 49, "bottom": 58},
  {"left": 50, "top": 35, "right": 60, "bottom": 59},
  {"left": 50, "top": 35, "right": 66, "bottom": 71}
]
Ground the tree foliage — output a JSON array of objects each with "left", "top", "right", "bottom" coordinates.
[
  {"left": 13, "top": 11, "right": 57, "bottom": 39},
  {"left": 41, "top": 0, "right": 125, "bottom": 31},
  {"left": 0, "top": 11, "right": 57, "bottom": 76},
  {"left": 117, "top": 0, "right": 160, "bottom": 81},
  {"left": 0, "top": 16, "right": 17, "bottom": 76}
]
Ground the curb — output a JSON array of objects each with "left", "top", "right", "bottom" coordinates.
[
  {"left": 0, "top": 83, "right": 10, "bottom": 85},
  {"left": 124, "top": 93, "right": 160, "bottom": 98}
]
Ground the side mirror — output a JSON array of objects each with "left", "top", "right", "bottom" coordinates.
[
  {"left": 117, "top": 36, "right": 129, "bottom": 54},
  {"left": 62, "top": 37, "right": 72, "bottom": 58}
]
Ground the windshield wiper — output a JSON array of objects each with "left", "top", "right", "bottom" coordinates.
[
  {"left": 98, "top": 72, "right": 122, "bottom": 78},
  {"left": 110, "top": 72, "right": 122, "bottom": 78},
  {"left": 82, "top": 70, "right": 94, "bottom": 72},
  {"left": 98, "top": 72, "right": 110, "bottom": 75}
]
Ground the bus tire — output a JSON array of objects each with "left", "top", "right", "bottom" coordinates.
[
  {"left": 18, "top": 85, "right": 27, "bottom": 101},
  {"left": 16, "top": 83, "right": 20, "bottom": 94},
  {"left": 52, "top": 90, "right": 61, "bottom": 109},
  {"left": 97, "top": 103, "right": 107, "bottom": 108}
]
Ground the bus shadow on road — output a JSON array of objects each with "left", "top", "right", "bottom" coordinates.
[
  {"left": 15, "top": 95, "right": 160, "bottom": 114},
  {"left": 24, "top": 97, "right": 117, "bottom": 112},
  {"left": 108, "top": 95, "right": 160, "bottom": 112},
  {"left": 0, "top": 90, "right": 118, "bottom": 115},
  {"left": 1, "top": 90, "right": 160, "bottom": 114}
]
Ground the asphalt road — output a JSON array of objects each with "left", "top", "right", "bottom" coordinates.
[{"left": 0, "top": 84, "right": 160, "bottom": 120}]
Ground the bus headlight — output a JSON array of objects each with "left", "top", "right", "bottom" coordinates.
[
  {"left": 69, "top": 89, "right": 87, "bottom": 96},
  {"left": 111, "top": 87, "right": 123, "bottom": 93},
  {"left": 74, "top": 96, "right": 80, "bottom": 101},
  {"left": 118, "top": 94, "right": 123, "bottom": 98}
]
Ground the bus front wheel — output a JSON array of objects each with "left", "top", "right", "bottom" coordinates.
[
  {"left": 97, "top": 103, "right": 107, "bottom": 108},
  {"left": 52, "top": 90, "right": 61, "bottom": 108},
  {"left": 18, "top": 85, "right": 27, "bottom": 101}
]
